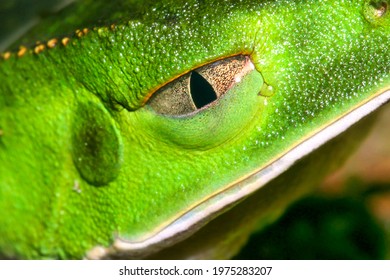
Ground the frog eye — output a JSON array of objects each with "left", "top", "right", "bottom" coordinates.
[
  {"left": 147, "top": 55, "right": 253, "bottom": 116},
  {"left": 363, "top": 0, "right": 389, "bottom": 25},
  {"left": 139, "top": 55, "right": 264, "bottom": 149}
]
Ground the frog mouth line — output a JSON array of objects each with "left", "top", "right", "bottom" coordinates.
[{"left": 87, "top": 87, "right": 390, "bottom": 259}]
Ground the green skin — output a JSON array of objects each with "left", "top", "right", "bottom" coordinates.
[{"left": 0, "top": 0, "right": 389, "bottom": 259}]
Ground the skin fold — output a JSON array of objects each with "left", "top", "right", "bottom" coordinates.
[{"left": 0, "top": 0, "right": 389, "bottom": 259}]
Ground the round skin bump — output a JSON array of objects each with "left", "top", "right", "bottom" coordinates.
[{"left": 71, "top": 101, "right": 123, "bottom": 186}]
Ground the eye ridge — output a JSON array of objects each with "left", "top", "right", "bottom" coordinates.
[{"left": 148, "top": 55, "right": 250, "bottom": 116}]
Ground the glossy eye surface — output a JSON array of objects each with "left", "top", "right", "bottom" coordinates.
[
  {"left": 147, "top": 55, "right": 253, "bottom": 116},
  {"left": 364, "top": 0, "right": 389, "bottom": 25}
]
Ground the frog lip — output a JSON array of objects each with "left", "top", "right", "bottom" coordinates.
[{"left": 86, "top": 88, "right": 390, "bottom": 260}]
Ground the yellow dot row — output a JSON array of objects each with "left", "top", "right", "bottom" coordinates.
[{"left": 1, "top": 27, "right": 91, "bottom": 60}]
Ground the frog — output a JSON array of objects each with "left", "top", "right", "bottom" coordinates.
[{"left": 0, "top": 0, "right": 389, "bottom": 259}]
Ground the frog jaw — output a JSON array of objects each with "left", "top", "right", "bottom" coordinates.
[{"left": 86, "top": 87, "right": 390, "bottom": 260}]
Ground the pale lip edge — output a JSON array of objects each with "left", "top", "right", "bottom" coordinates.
[{"left": 87, "top": 88, "right": 390, "bottom": 260}]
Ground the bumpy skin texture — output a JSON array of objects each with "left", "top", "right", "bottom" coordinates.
[{"left": 0, "top": 0, "right": 389, "bottom": 259}]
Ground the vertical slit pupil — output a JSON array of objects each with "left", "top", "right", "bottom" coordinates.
[{"left": 190, "top": 71, "right": 217, "bottom": 109}]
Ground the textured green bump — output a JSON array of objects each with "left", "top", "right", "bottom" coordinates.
[{"left": 72, "top": 101, "right": 123, "bottom": 186}]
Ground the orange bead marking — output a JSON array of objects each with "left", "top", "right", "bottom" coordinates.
[
  {"left": 2, "top": 26, "right": 92, "bottom": 59},
  {"left": 47, "top": 38, "right": 58, "bottom": 48},
  {"left": 2, "top": 52, "right": 11, "bottom": 60},
  {"left": 34, "top": 44, "right": 46, "bottom": 54},
  {"left": 17, "top": 46, "right": 28, "bottom": 57},
  {"left": 62, "top": 37, "right": 70, "bottom": 46}
]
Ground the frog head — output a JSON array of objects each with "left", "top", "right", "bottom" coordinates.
[{"left": 0, "top": 0, "right": 389, "bottom": 259}]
